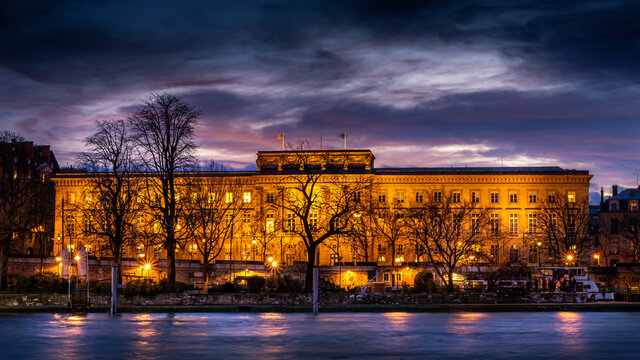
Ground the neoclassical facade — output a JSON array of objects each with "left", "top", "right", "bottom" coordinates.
[{"left": 52, "top": 149, "right": 592, "bottom": 285}]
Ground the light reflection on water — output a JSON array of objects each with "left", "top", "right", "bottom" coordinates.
[{"left": 1, "top": 312, "right": 639, "bottom": 359}]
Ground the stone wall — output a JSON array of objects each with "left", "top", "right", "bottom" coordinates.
[{"left": 0, "top": 292, "right": 587, "bottom": 307}]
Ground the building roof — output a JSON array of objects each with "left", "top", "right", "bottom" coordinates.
[
  {"left": 610, "top": 187, "right": 640, "bottom": 201},
  {"left": 374, "top": 166, "right": 589, "bottom": 176}
]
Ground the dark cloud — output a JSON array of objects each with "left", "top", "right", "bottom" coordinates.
[{"left": 0, "top": 0, "right": 638, "bottom": 199}]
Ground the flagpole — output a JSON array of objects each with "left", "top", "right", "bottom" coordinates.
[
  {"left": 282, "top": 133, "right": 284, "bottom": 150},
  {"left": 343, "top": 132, "right": 347, "bottom": 150}
]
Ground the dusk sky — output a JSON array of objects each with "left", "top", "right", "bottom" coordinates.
[{"left": 1, "top": 1, "right": 639, "bottom": 202}]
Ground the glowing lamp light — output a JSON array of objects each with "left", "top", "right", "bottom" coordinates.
[
  {"left": 144, "top": 263, "right": 151, "bottom": 270},
  {"left": 567, "top": 255, "right": 574, "bottom": 261},
  {"left": 74, "top": 255, "right": 80, "bottom": 261},
  {"left": 55, "top": 257, "right": 61, "bottom": 262},
  {"left": 469, "top": 256, "right": 475, "bottom": 260},
  {"left": 536, "top": 241, "right": 542, "bottom": 247},
  {"left": 395, "top": 258, "right": 401, "bottom": 263},
  {"left": 252, "top": 240, "right": 256, "bottom": 244},
  {"left": 271, "top": 261, "right": 278, "bottom": 267},
  {"left": 139, "top": 253, "right": 145, "bottom": 258},
  {"left": 347, "top": 270, "right": 351, "bottom": 274},
  {"left": 267, "top": 257, "right": 273, "bottom": 262},
  {"left": 405, "top": 267, "right": 410, "bottom": 271},
  {"left": 594, "top": 254, "right": 600, "bottom": 259}
]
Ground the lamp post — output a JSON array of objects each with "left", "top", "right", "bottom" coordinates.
[{"left": 536, "top": 241, "right": 542, "bottom": 267}]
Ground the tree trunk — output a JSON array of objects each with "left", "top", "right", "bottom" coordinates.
[
  {"left": 304, "top": 245, "right": 317, "bottom": 293},
  {"left": 116, "top": 256, "right": 123, "bottom": 285},
  {"left": 447, "top": 270, "right": 454, "bottom": 292},
  {"left": 166, "top": 236, "right": 176, "bottom": 292},
  {"left": 203, "top": 261, "right": 210, "bottom": 293},
  {"left": 0, "top": 242, "right": 9, "bottom": 291}
]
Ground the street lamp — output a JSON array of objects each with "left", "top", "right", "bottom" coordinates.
[{"left": 594, "top": 254, "right": 600, "bottom": 266}]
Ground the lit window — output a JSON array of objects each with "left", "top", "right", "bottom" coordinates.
[
  {"left": 528, "top": 192, "right": 537, "bottom": 203},
  {"left": 225, "top": 192, "right": 233, "bottom": 203},
  {"left": 310, "top": 212, "right": 318, "bottom": 230},
  {"left": 396, "top": 191, "right": 404, "bottom": 203},
  {"left": 207, "top": 192, "right": 215, "bottom": 203},
  {"left": 528, "top": 213, "right": 537, "bottom": 234},
  {"left": 84, "top": 216, "right": 92, "bottom": 232},
  {"left": 567, "top": 192, "right": 576, "bottom": 203},
  {"left": 243, "top": 192, "right": 251, "bottom": 203},
  {"left": 66, "top": 215, "right": 75, "bottom": 236},
  {"left": 630, "top": 201, "right": 639, "bottom": 211},
  {"left": 490, "top": 214, "right": 500, "bottom": 235},
  {"left": 509, "top": 214, "right": 518, "bottom": 235},
  {"left": 471, "top": 214, "right": 480, "bottom": 234},
  {"left": 509, "top": 192, "right": 518, "bottom": 203},
  {"left": 286, "top": 213, "right": 296, "bottom": 232},
  {"left": 266, "top": 213, "right": 274, "bottom": 233},
  {"left": 396, "top": 273, "right": 402, "bottom": 282},
  {"left": 471, "top": 192, "right": 479, "bottom": 203},
  {"left": 490, "top": 192, "right": 499, "bottom": 203}
]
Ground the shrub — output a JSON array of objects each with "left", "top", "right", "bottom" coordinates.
[
  {"left": 265, "top": 275, "right": 302, "bottom": 293},
  {"left": 414, "top": 271, "right": 436, "bottom": 292},
  {"left": 9, "top": 272, "right": 68, "bottom": 293},
  {"left": 247, "top": 276, "right": 266, "bottom": 292},
  {"left": 220, "top": 282, "right": 236, "bottom": 293}
]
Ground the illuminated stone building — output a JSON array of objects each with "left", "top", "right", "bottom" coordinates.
[{"left": 52, "top": 149, "right": 592, "bottom": 286}]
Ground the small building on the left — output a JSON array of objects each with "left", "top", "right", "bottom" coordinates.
[{"left": 0, "top": 138, "right": 60, "bottom": 259}]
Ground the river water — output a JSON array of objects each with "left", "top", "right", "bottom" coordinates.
[{"left": 1, "top": 312, "right": 638, "bottom": 359}]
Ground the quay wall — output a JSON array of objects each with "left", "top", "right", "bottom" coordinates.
[{"left": 0, "top": 292, "right": 587, "bottom": 308}]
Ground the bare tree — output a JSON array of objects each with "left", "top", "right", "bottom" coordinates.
[
  {"left": 621, "top": 213, "right": 640, "bottom": 263},
  {"left": 406, "top": 191, "right": 490, "bottom": 291},
  {"left": 250, "top": 192, "right": 281, "bottom": 262},
  {"left": 272, "top": 141, "right": 372, "bottom": 292},
  {"left": 595, "top": 219, "right": 619, "bottom": 266},
  {"left": 538, "top": 195, "right": 591, "bottom": 265},
  {"left": 0, "top": 130, "right": 25, "bottom": 142},
  {"left": 348, "top": 212, "right": 374, "bottom": 263},
  {"left": 128, "top": 93, "right": 200, "bottom": 291},
  {"left": 371, "top": 204, "right": 407, "bottom": 266},
  {"left": 0, "top": 136, "right": 51, "bottom": 289},
  {"left": 184, "top": 175, "right": 245, "bottom": 289},
  {"left": 77, "top": 119, "right": 137, "bottom": 282}
]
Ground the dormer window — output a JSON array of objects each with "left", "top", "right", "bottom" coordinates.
[
  {"left": 630, "top": 201, "right": 639, "bottom": 211},
  {"left": 609, "top": 201, "right": 619, "bottom": 211}
]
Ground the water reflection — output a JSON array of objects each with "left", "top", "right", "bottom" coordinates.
[
  {"left": 382, "top": 312, "right": 412, "bottom": 331},
  {"left": 447, "top": 313, "right": 486, "bottom": 334},
  {"left": 3, "top": 312, "right": 639, "bottom": 360},
  {"left": 554, "top": 312, "right": 585, "bottom": 350}
]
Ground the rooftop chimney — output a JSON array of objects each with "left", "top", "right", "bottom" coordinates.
[
  {"left": 600, "top": 187, "right": 604, "bottom": 205},
  {"left": 613, "top": 185, "right": 618, "bottom": 196}
]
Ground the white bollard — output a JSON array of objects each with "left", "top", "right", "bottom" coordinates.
[{"left": 110, "top": 263, "right": 118, "bottom": 315}]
